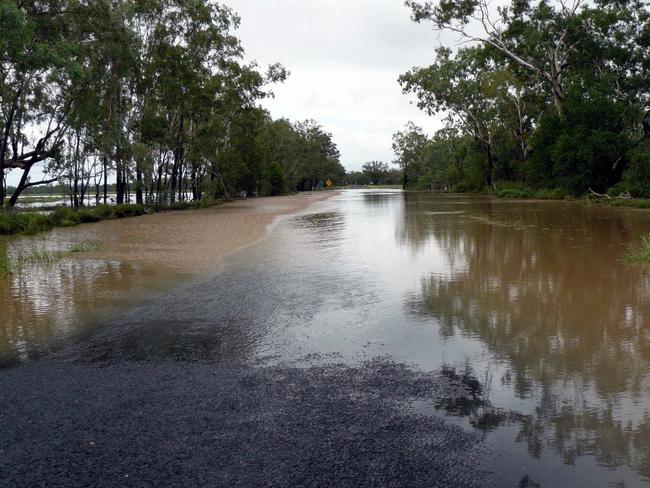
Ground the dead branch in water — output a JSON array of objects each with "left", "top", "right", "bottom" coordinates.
[
  {"left": 589, "top": 188, "right": 612, "bottom": 199},
  {"left": 589, "top": 188, "right": 634, "bottom": 200}
]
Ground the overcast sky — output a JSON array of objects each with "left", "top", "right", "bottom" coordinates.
[{"left": 227, "top": 0, "right": 447, "bottom": 171}]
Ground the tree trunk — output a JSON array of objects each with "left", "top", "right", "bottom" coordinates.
[
  {"left": 136, "top": 165, "right": 143, "bottom": 205},
  {"left": 73, "top": 175, "right": 80, "bottom": 208},
  {"left": 103, "top": 156, "right": 108, "bottom": 204},
  {"left": 483, "top": 139, "right": 494, "bottom": 188},
  {"left": 8, "top": 165, "right": 31, "bottom": 208},
  {"left": 191, "top": 165, "right": 198, "bottom": 201},
  {"left": 116, "top": 151, "right": 124, "bottom": 205},
  {"left": 0, "top": 165, "right": 5, "bottom": 207},
  {"left": 170, "top": 117, "right": 185, "bottom": 205}
]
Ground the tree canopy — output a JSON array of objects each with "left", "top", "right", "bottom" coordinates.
[
  {"left": 0, "top": 0, "right": 345, "bottom": 208},
  {"left": 399, "top": 0, "right": 650, "bottom": 196}
]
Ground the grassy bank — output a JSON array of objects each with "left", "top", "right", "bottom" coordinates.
[
  {"left": 0, "top": 199, "right": 223, "bottom": 236},
  {"left": 494, "top": 185, "right": 572, "bottom": 200},
  {"left": 492, "top": 184, "right": 650, "bottom": 209}
]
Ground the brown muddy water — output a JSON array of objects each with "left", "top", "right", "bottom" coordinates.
[{"left": 2, "top": 190, "right": 650, "bottom": 486}]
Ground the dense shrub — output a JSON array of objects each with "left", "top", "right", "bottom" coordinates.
[
  {"left": 497, "top": 189, "right": 531, "bottom": 199},
  {"left": 93, "top": 205, "right": 115, "bottom": 220},
  {"left": 533, "top": 188, "right": 570, "bottom": 200},
  {"left": 113, "top": 204, "right": 145, "bottom": 218}
]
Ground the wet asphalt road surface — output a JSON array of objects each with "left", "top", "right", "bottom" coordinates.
[
  {"left": 0, "top": 358, "right": 487, "bottom": 487},
  {"left": 0, "top": 268, "right": 493, "bottom": 487}
]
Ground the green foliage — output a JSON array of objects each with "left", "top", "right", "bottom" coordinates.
[
  {"left": 393, "top": 123, "right": 432, "bottom": 189},
  {"left": 399, "top": 0, "right": 650, "bottom": 198},
  {"left": 1, "top": 0, "right": 339, "bottom": 208},
  {"left": 528, "top": 91, "right": 632, "bottom": 195},
  {"left": 0, "top": 240, "right": 100, "bottom": 278},
  {"left": 113, "top": 204, "right": 145, "bottom": 219},
  {"left": 495, "top": 187, "right": 569, "bottom": 199},
  {"left": 611, "top": 143, "right": 650, "bottom": 198},
  {"left": 261, "top": 163, "right": 285, "bottom": 196},
  {"left": 497, "top": 188, "right": 532, "bottom": 199},
  {"left": 625, "top": 234, "right": 650, "bottom": 264},
  {"left": 533, "top": 188, "right": 570, "bottom": 200},
  {"left": 92, "top": 205, "right": 115, "bottom": 220},
  {"left": 0, "top": 203, "right": 147, "bottom": 236},
  {"left": 360, "top": 161, "right": 393, "bottom": 185}
]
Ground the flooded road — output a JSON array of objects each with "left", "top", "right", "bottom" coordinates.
[{"left": 2, "top": 190, "right": 650, "bottom": 486}]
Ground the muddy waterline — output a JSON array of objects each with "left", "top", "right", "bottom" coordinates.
[{"left": 3, "top": 189, "right": 650, "bottom": 486}]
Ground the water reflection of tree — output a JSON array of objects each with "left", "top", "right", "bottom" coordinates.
[
  {"left": 0, "top": 251, "right": 164, "bottom": 366},
  {"left": 436, "top": 364, "right": 650, "bottom": 480},
  {"left": 401, "top": 194, "right": 650, "bottom": 476}
]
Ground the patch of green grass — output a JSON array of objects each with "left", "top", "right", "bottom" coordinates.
[
  {"left": 533, "top": 188, "right": 570, "bottom": 200},
  {"left": 0, "top": 254, "right": 10, "bottom": 277},
  {"left": 92, "top": 204, "right": 115, "bottom": 220},
  {"left": 497, "top": 188, "right": 532, "bottom": 199},
  {"left": 113, "top": 203, "right": 146, "bottom": 218},
  {"left": 0, "top": 240, "right": 100, "bottom": 278},
  {"left": 150, "top": 198, "right": 223, "bottom": 212},
  {"left": 495, "top": 186, "right": 570, "bottom": 200},
  {"left": 0, "top": 199, "right": 225, "bottom": 237},
  {"left": 625, "top": 234, "right": 650, "bottom": 264}
]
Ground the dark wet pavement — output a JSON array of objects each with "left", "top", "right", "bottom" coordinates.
[
  {"left": 2, "top": 190, "right": 650, "bottom": 487},
  {"left": 0, "top": 360, "right": 485, "bottom": 487}
]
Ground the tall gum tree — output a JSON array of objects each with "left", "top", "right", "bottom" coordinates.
[
  {"left": 400, "top": 46, "right": 499, "bottom": 187},
  {"left": 404, "top": 0, "right": 650, "bottom": 192},
  {"left": 0, "top": 0, "right": 84, "bottom": 207},
  {"left": 406, "top": 0, "right": 589, "bottom": 115}
]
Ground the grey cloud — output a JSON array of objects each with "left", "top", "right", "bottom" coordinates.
[{"left": 230, "top": 0, "right": 445, "bottom": 170}]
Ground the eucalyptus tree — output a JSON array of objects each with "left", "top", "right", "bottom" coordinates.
[
  {"left": 392, "top": 122, "right": 432, "bottom": 190},
  {"left": 1, "top": 0, "right": 340, "bottom": 208},
  {"left": 292, "top": 120, "right": 343, "bottom": 191},
  {"left": 406, "top": 0, "right": 590, "bottom": 115},
  {"left": 402, "top": 0, "right": 650, "bottom": 194},
  {"left": 255, "top": 117, "right": 300, "bottom": 191},
  {"left": 0, "top": 0, "right": 87, "bottom": 207},
  {"left": 361, "top": 161, "right": 390, "bottom": 185},
  {"left": 400, "top": 46, "right": 499, "bottom": 186},
  {"left": 202, "top": 62, "right": 287, "bottom": 198}
]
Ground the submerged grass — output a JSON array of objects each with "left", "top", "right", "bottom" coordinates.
[
  {"left": 625, "top": 234, "right": 650, "bottom": 264},
  {"left": 0, "top": 255, "right": 9, "bottom": 277},
  {"left": 605, "top": 198, "right": 650, "bottom": 210},
  {"left": 0, "top": 240, "right": 100, "bottom": 278}
]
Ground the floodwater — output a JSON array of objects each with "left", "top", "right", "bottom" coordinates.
[{"left": 3, "top": 189, "right": 650, "bottom": 486}]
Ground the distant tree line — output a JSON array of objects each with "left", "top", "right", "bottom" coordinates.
[
  {"left": 345, "top": 161, "right": 402, "bottom": 186},
  {"left": 0, "top": 0, "right": 345, "bottom": 209},
  {"left": 395, "top": 0, "right": 650, "bottom": 196}
]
